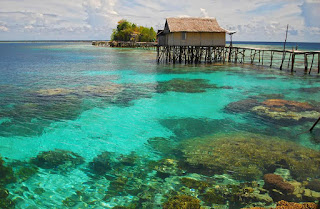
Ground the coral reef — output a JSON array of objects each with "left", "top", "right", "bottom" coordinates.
[
  {"left": 81, "top": 83, "right": 125, "bottom": 97},
  {"left": 0, "top": 187, "right": 15, "bottom": 209},
  {"left": 147, "top": 137, "right": 177, "bottom": 157},
  {"left": 180, "top": 177, "right": 210, "bottom": 192},
  {"left": 116, "top": 152, "right": 138, "bottom": 166},
  {"left": 159, "top": 118, "right": 260, "bottom": 141},
  {"left": 89, "top": 151, "right": 113, "bottom": 175},
  {"left": 305, "top": 179, "right": 320, "bottom": 192},
  {"left": 299, "top": 87, "right": 320, "bottom": 93},
  {"left": 31, "top": 149, "right": 84, "bottom": 170},
  {"left": 250, "top": 94, "right": 285, "bottom": 100},
  {"left": 225, "top": 98, "right": 320, "bottom": 124},
  {"left": 15, "top": 164, "right": 39, "bottom": 182},
  {"left": 0, "top": 157, "right": 15, "bottom": 186},
  {"left": 225, "top": 99, "right": 260, "bottom": 113},
  {"left": 163, "top": 195, "right": 201, "bottom": 209},
  {"left": 156, "top": 79, "right": 219, "bottom": 93},
  {"left": 251, "top": 99, "right": 320, "bottom": 122},
  {"left": 180, "top": 132, "right": 320, "bottom": 181},
  {"left": 35, "top": 88, "right": 74, "bottom": 96},
  {"left": 243, "top": 200, "right": 318, "bottom": 209},
  {"left": 0, "top": 156, "right": 15, "bottom": 209},
  {"left": 275, "top": 200, "right": 318, "bottom": 209},
  {"left": 263, "top": 174, "right": 294, "bottom": 194},
  {"left": 154, "top": 159, "right": 183, "bottom": 178},
  {"left": 200, "top": 188, "right": 226, "bottom": 205}
]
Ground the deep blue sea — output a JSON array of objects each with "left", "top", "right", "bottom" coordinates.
[{"left": 0, "top": 42, "right": 320, "bottom": 209}]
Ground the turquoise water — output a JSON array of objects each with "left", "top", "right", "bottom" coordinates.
[{"left": 0, "top": 42, "right": 320, "bottom": 208}]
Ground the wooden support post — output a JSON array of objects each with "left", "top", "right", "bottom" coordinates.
[
  {"left": 287, "top": 53, "right": 292, "bottom": 68},
  {"left": 204, "top": 47, "right": 207, "bottom": 62},
  {"left": 304, "top": 53, "right": 308, "bottom": 73},
  {"left": 157, "top": 46, "right": 160, "bottom": 63},
  {"left": 235, "top": 48, "right": 238, "bottom": 63},
  {"left": 174, "top": 46, "right": 176, "bottom": 63},
  {"left": 165, "top": 46, "right": 168, "bottom": 63},
  {"left": 252, "top": 50, "right": 256, "bottom": 64},
  {"left": 318, "top": 53, "right": 320, "bottom": 74},
  {"left": 179, "top": 46, "right": 182, "bottom": 63},
  {"left": 291, "top": 53, "right": 295, "bottom": 72},
  {"left": 258, "top": 50, "right": 261, "bottom": 63},
  {"left": 262, "top": 50, "right": 264, "bottom": 65},
  {"left": 222, "top": 47, "right": 225, "bottom": 63},
  {"left": 242, "top": 49, "right": 246, "bottom": 63},
  {"left": 270, "top": 51, "right": 274, "bottom": 67},
  {"left": 185, "top": 47, "right": 187, "bottom": 64},
  {"left": 309, "top": 54, "right": 315, "bottom": 74}
]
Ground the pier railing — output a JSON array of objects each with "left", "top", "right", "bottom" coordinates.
[{"left": 156, "top": 45, "right": 320, "bottom": 74}]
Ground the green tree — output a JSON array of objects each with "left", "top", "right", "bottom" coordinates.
[{"left": 111, "top": 19, "right": 156, "bottom": 42}]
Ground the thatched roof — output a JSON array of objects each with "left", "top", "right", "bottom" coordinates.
[{"left": 166, "top": 17, "right": 226, "bottom": 33}]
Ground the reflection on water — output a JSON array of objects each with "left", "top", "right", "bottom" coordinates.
[{"left": 0, "top": 43, "right": 320, "bottom": 208}]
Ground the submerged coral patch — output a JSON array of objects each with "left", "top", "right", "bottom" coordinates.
[
  {"left": 225, "top": 99, "right": 260, "bottom": 113},
  {"left": 244, "top": 200, "right": 318, "bottom": 209},
  {"left": 252, "top": 99, "right": 320, "bottom": 121},
  {"left": 160, "top": 118, "right": 265, "bottom": 141},
  {"left": 0, "top": 156, "right": 16, "bottom": 186},
  {"left": 180, "top": 132, "right": 320, "bottom": 181},
  {"left": 31, "top": 149, "right": 84, "bottom": 170},
  {"left": 0, "top": 156, "right": 16, "bottom": 209},
  {"left": 225, "top": 98, "right": 320, "bottom": 124},
  {"left": 156, "top": 78, "right": 220, "bottom": 93},
  {"left": 163, "top": 195, "right": 201, "bottom": 209},
  {"left": 89, "top": 151, "right": 113, "bottom": 175},
  {"left": 298, "top": 87, "right": 320, "bottom": 94}
]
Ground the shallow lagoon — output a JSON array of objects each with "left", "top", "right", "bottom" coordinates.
[{"left": 0, "top": 43, "right": 320, "bottom": 208}]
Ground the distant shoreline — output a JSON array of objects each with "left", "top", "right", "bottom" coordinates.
[
  {"left": 0, "top": 40, "right": 320, "bottom": 44},
  {"left": 0, "top": 40, "right": 107, "bottom": 43}
]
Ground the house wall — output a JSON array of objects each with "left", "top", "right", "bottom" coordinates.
[
  {"left": 165, "top": 32, "right": 225, "bottom": 46},
  {"left": 157, "top": 35, "right": 166, "bottom": 46}
]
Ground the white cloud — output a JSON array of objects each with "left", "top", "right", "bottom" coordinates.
[
  {"left": 0, "top": 0, "right": 319, "bottom": 42},
  {"left": 0, "top": 25, "right": 9, "bottom": 32},
  {"left": 200, "top": 8, "right": 209, "bottom": 18}
]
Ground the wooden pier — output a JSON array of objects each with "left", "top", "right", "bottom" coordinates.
[
  {"left": 156, "top": 45, "right": 320, "bottom": 74},
  {"left": 92, "top": 41, "right": 157, "bottom": 50}
]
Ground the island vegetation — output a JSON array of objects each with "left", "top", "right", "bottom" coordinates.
[{"left": 111, "top": 19, "right": 156, "bottom": 42}]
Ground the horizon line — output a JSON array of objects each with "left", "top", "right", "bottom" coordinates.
[{"left": 1, "top": 40, "right": 320, "bottom": 44}]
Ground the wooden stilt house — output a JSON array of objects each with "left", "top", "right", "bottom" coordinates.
[{"left": 157, "top": 17, "right": 227, "bottom": 47}]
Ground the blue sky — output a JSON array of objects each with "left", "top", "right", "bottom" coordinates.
[{"left": 0, "top": 0, "right": 319, "bottom": 42}]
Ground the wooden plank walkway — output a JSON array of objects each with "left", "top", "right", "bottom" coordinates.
[
  {"left": 92, "top": 41, "right": 157, "bottom": 49},
  {"left": 156, "top": 45, "right": 320, "bottom": 74}
]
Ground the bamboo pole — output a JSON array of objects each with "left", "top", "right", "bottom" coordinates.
[
  {"left": 280, "top": 24, "right": 289, "bottom": 70},
  {"left": 310, "top": 116, "right": 320, "bottom": 132}
]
